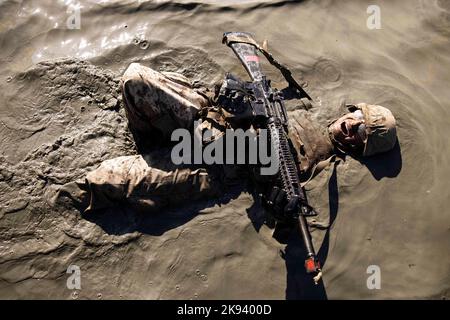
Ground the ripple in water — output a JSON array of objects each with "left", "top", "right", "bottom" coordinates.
[{"left": 312, "top": 58, "right": 342, "bottom": 89}]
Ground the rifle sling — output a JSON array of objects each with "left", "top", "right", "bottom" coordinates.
[
  {"left": 300, "top": 154, "right": 342, "bottom": 188},
  {"left": 223, "top": 34, "right": 312, "bottom": 100}
]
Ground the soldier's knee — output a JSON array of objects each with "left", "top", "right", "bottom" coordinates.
[
  {"left": 121, "top": 63, "right": 153, "bottom": 84},
  {"left": 121, "top": 63, "right": 158, "bottom": 109},
  {"left": 121, "top": 65, "right": 164, "bottom": 133}
]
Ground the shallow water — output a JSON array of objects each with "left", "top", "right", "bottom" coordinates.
[{"left": 0, "top": 0, "right": 449, "bottom": 299}]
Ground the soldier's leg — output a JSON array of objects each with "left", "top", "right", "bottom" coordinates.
[
  {"left": 121, "top": 63, "right": 210, "bottom": 141},
  {"left": 51, "top": 155, "right": 221, "bottom": 213}
]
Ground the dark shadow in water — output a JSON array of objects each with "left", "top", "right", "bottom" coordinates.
[
  {"left": 245, "top": 183, "right": 331, "bottom": 300},
  {"left": 130, "top": 126, "right": 170, "bottom": 155},
  {"left": 316, "top": 161, "right": 339, "bottom": 272},
  {"left": 279, "top": 162, "right": 338, "bottom": 300},
  {"left": 357, "top": 140, "right": 403, "bottom": 180},
  {"left": 281, "top": 229, "right": 328, "bottom": 300},
  {"left": 83, "top": 185, "right": 243, "bottom": 236}
]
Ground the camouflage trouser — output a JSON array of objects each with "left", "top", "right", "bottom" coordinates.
[
  {"left": 56, "top": 155, "right": 219, "bottom": 213},
  {"left": 54, "top": 64, "right": 220, "bottom": 213},
  {"left": 121, "top": 63, "right": 210, "bottom": 139}
]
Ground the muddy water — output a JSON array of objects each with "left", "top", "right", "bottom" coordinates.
[{"left": 0, "top": 0, "right": 449, "bottom": 299}]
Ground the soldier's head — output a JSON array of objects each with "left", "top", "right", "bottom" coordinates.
[{"left": 328, "top": 103, "right": 397, "bottom": 156}]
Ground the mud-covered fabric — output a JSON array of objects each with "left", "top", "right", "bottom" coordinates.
[
  {"left": 287, "top": 110, "right": 335, "bottom": 180},
  {"left": 354, "top": 103, "right": 397, "bottom": 156},
  {"left": 54, "top": 155, "right": 220, "bottom": 214},
  {"left": 121, "top": 63, "right": 209, "bottom": 139}
]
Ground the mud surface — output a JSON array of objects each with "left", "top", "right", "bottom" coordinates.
[{"left": 0, "top": 0, "right": 449, "bottom": 299}]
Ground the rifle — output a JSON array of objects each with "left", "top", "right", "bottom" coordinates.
[{"left": 222, "top": 32, "right": 322, "bottom": 284}]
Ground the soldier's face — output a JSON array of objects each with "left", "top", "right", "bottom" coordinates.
[{"left": 329, "top": 110, "right": 367, "bottom": 150}]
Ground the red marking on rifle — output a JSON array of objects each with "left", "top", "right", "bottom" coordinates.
[
  {"left": 305, "top": 258, "right": 319, "bottom": 273},
  {"left": 245, "top": 55, "right": 259, "bottom": 62}
]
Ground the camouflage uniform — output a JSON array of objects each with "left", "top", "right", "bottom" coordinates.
[
  {"left": 121, "top": 63, "right": 210, "bottom": 139},
  {"left": 53, "top": 63, "right": 334, "bottom": 213}
]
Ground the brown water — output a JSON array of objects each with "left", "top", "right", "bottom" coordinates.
[{"left": 0, "top": 0, "right": 449, "bottom": 299}]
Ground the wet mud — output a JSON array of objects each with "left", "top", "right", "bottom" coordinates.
[{"left": 0, "top": 0, "right": 449, "bottom": 299}]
